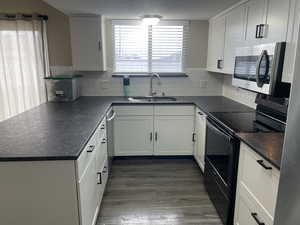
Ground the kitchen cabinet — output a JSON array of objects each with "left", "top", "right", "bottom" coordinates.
[
  {"left": 78, "top": 156, "right": 99, "bottom": 225},
  {"left": 0, "top": 118, "right": 109, "bottom": 225},
  {"left": 113, "top": 105, "right": 195, "bottom": 156},
  {"left": 234, "top": 142, "right": 280, "bottom": 225},
  {"left": 114, "top": 116, "right": 154, "bottom": 156},
  {"left": 223, "top": 5, "right": 246, "bottom": 74},
  {"left": 70, "top": 15, "right": 107, "bottom": 71},
  {"left": 207, "top": 15, "right": 226, "bottom": 73},
  {"left": 193, "top": 108, "right": 207, "bottom": 172},
  {"left": 154, "top": 116, "right": 194, "bottom": 155},
  {"left": 207, "top": 0, "right": 294, "bottom": 76},
  {"left": 282, "top": 0, "right": 300, "bottom": 83},
  {"left": 244, "top": 0, "right": 267, "bottom": 45}
]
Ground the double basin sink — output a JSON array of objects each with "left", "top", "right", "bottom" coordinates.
[{"left": 128, "top": 96, "right": 177, "bottom": 102}]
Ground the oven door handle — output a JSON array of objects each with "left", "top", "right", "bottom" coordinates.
[
  {"left": 207, "top": 120, "right": 233, "bottom": 143},
  {"left": 256, "top": 50, "right": 269, "bottom": 88}
]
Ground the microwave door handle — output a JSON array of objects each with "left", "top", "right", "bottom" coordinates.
[{"left": 256, "top": 50, "right": 267, "bottom": 88}]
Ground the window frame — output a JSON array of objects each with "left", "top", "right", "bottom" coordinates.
[{"left": 112, "top": 19, "right": 189, "bottom": 75}]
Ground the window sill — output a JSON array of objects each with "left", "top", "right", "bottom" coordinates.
[{"left": 112, "top": 73, "right": 189, "bottom": 78}]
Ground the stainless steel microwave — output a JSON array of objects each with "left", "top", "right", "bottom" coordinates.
[{"left": 233, "top": 42, "right": 286, "bottom": 96}]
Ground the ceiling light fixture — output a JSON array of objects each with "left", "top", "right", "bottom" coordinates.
[{"left": 141, "top": 15, "right": 162, "bottom": 26}]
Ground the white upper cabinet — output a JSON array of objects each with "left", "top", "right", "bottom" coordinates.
[
  {"left": 282, "top": 0, "right": 300, "bottom": 83},
  {"left": 207, "top": 15, "right": 226, "bottom": 73},
  {"left": 223, "top": 5, "right": 247, "bottom": 74},
  {"left": 244, "top": 0, "right": 267, "bottom": 45},
  {"left": 207, "top": 0, "right": 295, "bottom": 79},
  {"left": 263, "top": 0, "right": 291, "bottom": 43},
  {"left": 70, "top": 15, "right": 107, "bottom": 71}
]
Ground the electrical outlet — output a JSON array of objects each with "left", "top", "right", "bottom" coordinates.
[{"left": 199, "top": 80, "right": 208, "bottom": 88}]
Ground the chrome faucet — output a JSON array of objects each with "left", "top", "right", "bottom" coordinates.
[{"left": 149, "top": 73, "right": 161, "bottom": 96}]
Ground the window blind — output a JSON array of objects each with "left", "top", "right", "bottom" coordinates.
[{"left": 113, "top": 20, "right": 188, "bottom": 73}]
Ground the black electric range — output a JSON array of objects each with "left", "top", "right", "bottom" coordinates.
[
  {"left": 204, "top": 94, "right": 288, "bottom": 225},
  {"left": 210, "top": 110, "right": 286, "bottom": 134}
]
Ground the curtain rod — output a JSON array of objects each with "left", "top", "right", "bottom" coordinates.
[{"left": 0, "top": 13, "right": 48, "bottom": 21}]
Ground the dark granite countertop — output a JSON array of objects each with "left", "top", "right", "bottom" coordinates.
[
  {"left": 0, "top": 96, "right": 260, "bottom": 161},
  {"left": 237, "top": 132, "right": 284, "bottom": 169}
]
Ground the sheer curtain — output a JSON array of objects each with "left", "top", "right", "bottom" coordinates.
[{"left": 0, "top": 16, "right": 50, "bottom": 122}]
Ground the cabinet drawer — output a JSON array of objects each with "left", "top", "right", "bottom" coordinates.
[
  {"left": 114, "top": 105, "right": 153, "bottom": 116},
  {"left": 77, "top": 132, "right": 98, "bottom": 180},
  {"left": 154, "top": 105, "right": 194, "bottom": 116},
  {"left": 235, "top": 187, "right": 273, "bottom": 225},
  {"left": 238, "top": 143, "right": 280, "bottom": 217}
]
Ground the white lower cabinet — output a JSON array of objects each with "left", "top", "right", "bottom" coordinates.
[
  {"left": 114, "top": 116, "right": 154, "bottom": 156},
  {"left": 234, "top": 142, "right": 280, "bottom": 225},
  {"left": 113, "top": 105, "right": 195, "bottom": 156},
  {"left": 0, "top": 118, "right": 109, "bottom": 225},
  {"left": 78, "top": 156, "right": 99, "bottom": 225},
  {"left": 154, "top": 116, "right": 194, "bottom": 155},
  {"left": 194, "top": 108, "right": 207, "bottom": 172}
]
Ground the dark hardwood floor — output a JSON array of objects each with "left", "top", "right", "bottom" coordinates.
[{"left": 96, "top": 157, "right": 222, "bottom": 225}]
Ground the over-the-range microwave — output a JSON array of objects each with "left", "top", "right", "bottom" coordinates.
[{"left": 233, "top": 42, "right": 290, "bottom": 97}]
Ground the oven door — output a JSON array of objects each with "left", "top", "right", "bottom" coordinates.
[
  {"left": 204, "top": 118, "right": 238, "bottom": 225},
  {"left": 233, "top": 42, "right": 285, "bottom": 95}
]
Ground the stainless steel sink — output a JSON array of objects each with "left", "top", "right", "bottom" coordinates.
[{"left": 128, "top": 96, "right": 177, "bottom": 102}]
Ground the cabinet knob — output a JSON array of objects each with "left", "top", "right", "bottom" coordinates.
[{"left": 101, "top": 138, "right": 106, "bottom": 144}]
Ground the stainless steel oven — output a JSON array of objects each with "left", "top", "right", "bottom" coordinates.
[{"left": 233, "top": 42, "right": 286, "bottom": 96}]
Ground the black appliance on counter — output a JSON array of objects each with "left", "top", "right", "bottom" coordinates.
[{"left": 204, "top": 94, "right": 288, "bottom": 225}]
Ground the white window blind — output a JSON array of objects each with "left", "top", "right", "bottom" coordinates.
[{"left": 113, "top": 20, "right": 188, "bottom": 73}]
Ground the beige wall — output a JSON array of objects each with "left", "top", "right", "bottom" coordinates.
[
  {"left": 1, "top": 0, "right": 72, "bottom": 66},
  {"left": 105, "top": 19, "right": 209, "bottom": 69}
]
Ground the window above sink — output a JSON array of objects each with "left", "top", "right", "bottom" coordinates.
[{"left": 112, "top": 20, "right": 189, "bottom": 75}]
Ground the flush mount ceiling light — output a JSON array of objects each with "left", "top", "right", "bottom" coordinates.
[{"left": 141, "top": 15, "right": 162, "bottom": 26}]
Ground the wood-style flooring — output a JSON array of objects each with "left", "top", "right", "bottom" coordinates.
[{"left": 96, "top": 157, "right": 222, "bottom": 225}]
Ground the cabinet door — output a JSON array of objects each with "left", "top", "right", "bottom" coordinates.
[
  {"left": 194, "top": 112, "right": 206, "bottom": 172},
  {"left": 223, "top": 5, "right": 247, "bottom": 74},
  {"left": 282, "top": 0, "right": 300, "bottom": 83},
  {"left": 70, "top": 16, "right": 106, "bottom": 71},
  {"left": 207, "top": 15, "right": 226, "bottom": 72},
  {"left": 114, "top": 116, "right": 154, "bottom": 156},
  {"left": 245, "top": 0, "right": 267, "bottom": 45},
  {"left": 262, "top": 0, "right": 291, "bottom": 43},
  {"left": 78, "top": 157, "right": 99, "bottom": 225},
  {"left": 154, "top": 116, "right": 194, "bottom": 155}
]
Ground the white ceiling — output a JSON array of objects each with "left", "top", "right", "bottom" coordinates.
[{"left": 43, "top": 0, "right": 240, "bottom": 20}]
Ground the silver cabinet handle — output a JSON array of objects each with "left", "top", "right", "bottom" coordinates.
[
  {"left": 101, "top": 138, "right": 106, "bottom": 144},
  {"left": 155, "top": 132, "right": 158, "bottom": 141},
  {"left": 107, "top": 112, "right": 116, "bottom": 121},
  {"left": 87, "top": 145, "right": 95, "bottom": 153},
  {"left": 150, "top": 132, "right": 153, "bottom": 142}
]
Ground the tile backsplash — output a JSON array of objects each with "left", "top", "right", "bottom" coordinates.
[
  {"left": 222, "top": 75, "right": 257, "bottom": 109},
  {"left": 80, "top": 68, "right": 224, "bottom": 96}
]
